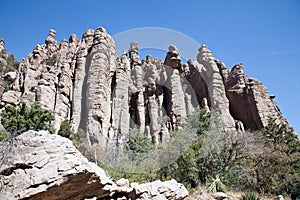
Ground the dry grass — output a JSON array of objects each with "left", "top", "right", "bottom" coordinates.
[{"left": 185, "top": 185, "right": 292, "bottom": 200}]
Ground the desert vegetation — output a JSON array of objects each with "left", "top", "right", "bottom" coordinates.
[
  {"left": 103, "top": 108, "right": 300, "bottom": 197},
  {"left": 1, "top": 104, "right": 299, "bottom": 198}
]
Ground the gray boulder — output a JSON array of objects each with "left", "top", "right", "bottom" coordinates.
[
  {"left": 0, "top": 130, "right": 114, "bottom": 200},
  {"left": 0, "top": 130, "right": 189, "bottom": 200}
]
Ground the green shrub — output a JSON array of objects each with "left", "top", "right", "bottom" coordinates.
[
  {"left": 242, "top": 193, "right": 259, "bottom": 200},
  {"left": 71, "top": 128, "right": 92, "bottom": 161},
  {"left": 102, "top": 164, "right": 155, "bottom": 183},
  {"left": 259, "top": 118, "right": 300, "bottom": 154},
  {"left": 207, "top": 174, "right": 227, "bottom": 193},
  {"left": 58, "top": 120, "right": 72, "bottom": 138},
  {"left": 186, "top": 108, "right": 212, "bottom": 135},
  {"left": 6, "top": 54, "right": 19, "bottom": 69},
  {"left": 127, "top": 128, "right": 153, "bottom": 154},
  {"left": 158, "top": 108, "right": 213, "bottom": 188},
  {"left": 256, "top": 118, "right": 300, "bottom": 194},
  {"left": 34, "top": 74, "right": 42, "bottom": 80},
  {"left": 0, "top": 130, "right": 11, "bottom": 141},
  {"left": 0, "top": 49, "right": 6, "bottom": 56},
  {"left": 71, "top": 128, "right": 87, "bottom": 141},
  {"left": 45, "top": 54, "right": 58, "bottom": 66},
  {"left": 4, "top": 76, "right": 15, "bottom": 87},
  {"left": 157, "top": 109, "right": 299, "bottom": 195},
  {"left": 1, "top": 102, "right": 54, "bottom": 135}
]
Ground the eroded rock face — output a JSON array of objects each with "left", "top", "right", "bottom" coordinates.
[
  {"left": 129, "top": 41, "right": 145, "bottom": 134},
  {"left": 224, "top": 63, "right": 290, "bottom": 130},
  {"left": 0, "top": 38, "right": 5, "bottom": 52},
  {"left": 71, "top": 28, "right": 94, "bottom": 133},
  {"left": 164, "top": 46, "right": 187, "bottom": 121},
  {"left": 1, "top": 90, "right": 21, "bottom": 106},
  {"left": 0, "top": 130, "right": 114, "bottom": 200},
  {"left": 85, "top": 27, "right": 117, "bottom": 146},
  {"left": 111, "top": 51, "right": 130, "bottom": 141},
  {"left": 0, "top": 27, "right": 293, "bottom": 157},
  {"left": 196, "top": 45, "right": 235, "bottom": 131}
]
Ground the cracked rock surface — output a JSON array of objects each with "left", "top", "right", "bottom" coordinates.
[
  {"left": 0, "top": 131, "right": 189, "bottom": 200},
  {"left": 0, "top": 130, "right": 114, "bottom": 200}
]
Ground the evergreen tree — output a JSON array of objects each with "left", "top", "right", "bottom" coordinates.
[
  {"left": 259, "top": 118, "right": 300, "bottom": 154},
  {"left": 58, "top": 120, "right": 73, "bottom": 138},
  {"left": 127, "top": 128, "right": 153, "bottom": 154},
  {"left": 1, "top": 102, "right": 54, "bottom": 135}
]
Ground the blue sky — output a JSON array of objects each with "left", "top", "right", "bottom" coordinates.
[{"left": 1, "top": 0, "right": 299, "bottom": 133}]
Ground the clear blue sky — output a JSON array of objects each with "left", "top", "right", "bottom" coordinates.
[{"left": 1, "top": 0, "right": 299, "bottom": 133}]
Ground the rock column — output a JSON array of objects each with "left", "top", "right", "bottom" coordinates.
[
  {"left": 196, "top": 45, "right": 235, "bottom": 130},
  {"left": 71, "top": 29, "right": 94, "bottom": 132},
  {"left": 129, "top": 42, "right": 145, "bottom": 134},
  {"left": 164, "top": 45, "right": 187, "bottom": 123},
  {"left": 85, "top": 27, "right": 117, "bottom": 145},
  {"left": 113, "top": 51, "right": 130, "bottom": 142}
]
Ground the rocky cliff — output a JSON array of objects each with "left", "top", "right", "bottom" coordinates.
[{"left": 0, "top": 27, "right": 290, "bottom": 154}]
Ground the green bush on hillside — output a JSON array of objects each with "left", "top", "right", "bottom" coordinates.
[
  {"left": 158, "top": 111, "right": 299, "bottom": 195},
  {"left": 1, "top": 102, "right": 54, "bottom": 135},
  {"left": 45, "top": 54, "right": 58, "bottom": 66},
  {"left": 0, "top": 130, "right": 11, "bottom": 141},
  {"left": 58, "top": 120, "right": 73, "bottom": 138},
  {"left": 127, "top": 127, "right": 153, "bottom": 154},
  {"left": 6, "top": 54, "right": 19, "bottom": 69}
]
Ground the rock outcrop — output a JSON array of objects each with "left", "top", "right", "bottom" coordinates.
[
  {"left": 196, "top": 45, "right": 235, "bottom": 131},
  {"left": 85, "top": 27, "right": 117, "bottom": 146},
  {"left": 133, "top": 179, "right": 188, "bottom": 200},
  {"left": 0, "top": 130, "right": 114, "bottom": 199},
  {"left": 0, "top": 130, "right": 188, "bottom": 200},
  {"left": 224, "top": 63, "right": 289, "bottom": 130},
  {"left": 0, "top": 38, "right": 20, "bottom": 104},
  {"left": 0, "top": 27, "right": 292, "bottom": 158},
  {"left": 110, "top": 178, "right": 188, "bottom": 200}
]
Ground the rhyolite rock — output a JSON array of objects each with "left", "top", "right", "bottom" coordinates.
[
  {"left": 1, "top": 90, "right": 21, "bottom": 106},
  {"left": 0, "top": 130, "right": 188, "bottom": 200},
  {"left": 196, "top": 44, "right": 235, "bottom": 131},
  {"left": 84, "top": 27, "right": 117, "bottom": 148},
  {"left": 0, "top": 130, "right": 114, "bottom": 199},
  {"left": 224, "top": 63, "right": 290, "bottom": 130},
  {"left": 133, "top": 179, "right": 188, "bottom": 200},
  {"left": 0, "top": 27, "right": 292, "bottom": 158}
]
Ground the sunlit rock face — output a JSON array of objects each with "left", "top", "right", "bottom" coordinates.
[
  {"left": 0, "top": 130, "right": 114, "bottom": 199},
  {"left": 0, "top": 130, "right": 189, "bottom": 200},
  {"left": 0, "top": 27, "right": 291, "bottom": 157}
]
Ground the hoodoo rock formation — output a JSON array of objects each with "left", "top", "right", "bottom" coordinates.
[{"left": 0, "top": 27, "right": 291, "bottom": 154}]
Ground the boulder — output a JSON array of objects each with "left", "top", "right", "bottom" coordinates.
[
  {"left": 0, "top": 130, "right": 114, "bottom": 199},
  {"left": 213, "top": 192, "right": 228, "bottom": 200},
  {"left": 3, "top": 71, "right": 17, "bottom": 80},
  {"left": 0, "top": 130, "right": 189, "bottom": 200},
  {"left": 134, "top": 179, "right": 188, "bottom": 200},
  {"left": 109, "top": 178, "right": 189, "bottom": 200},
  {"left": 1, "top": 90, "right": 21, "bottom": 106}
]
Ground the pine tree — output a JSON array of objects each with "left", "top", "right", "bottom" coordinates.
[{"left": 1, "top": 102, "right": 54, "bottom": 135}]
